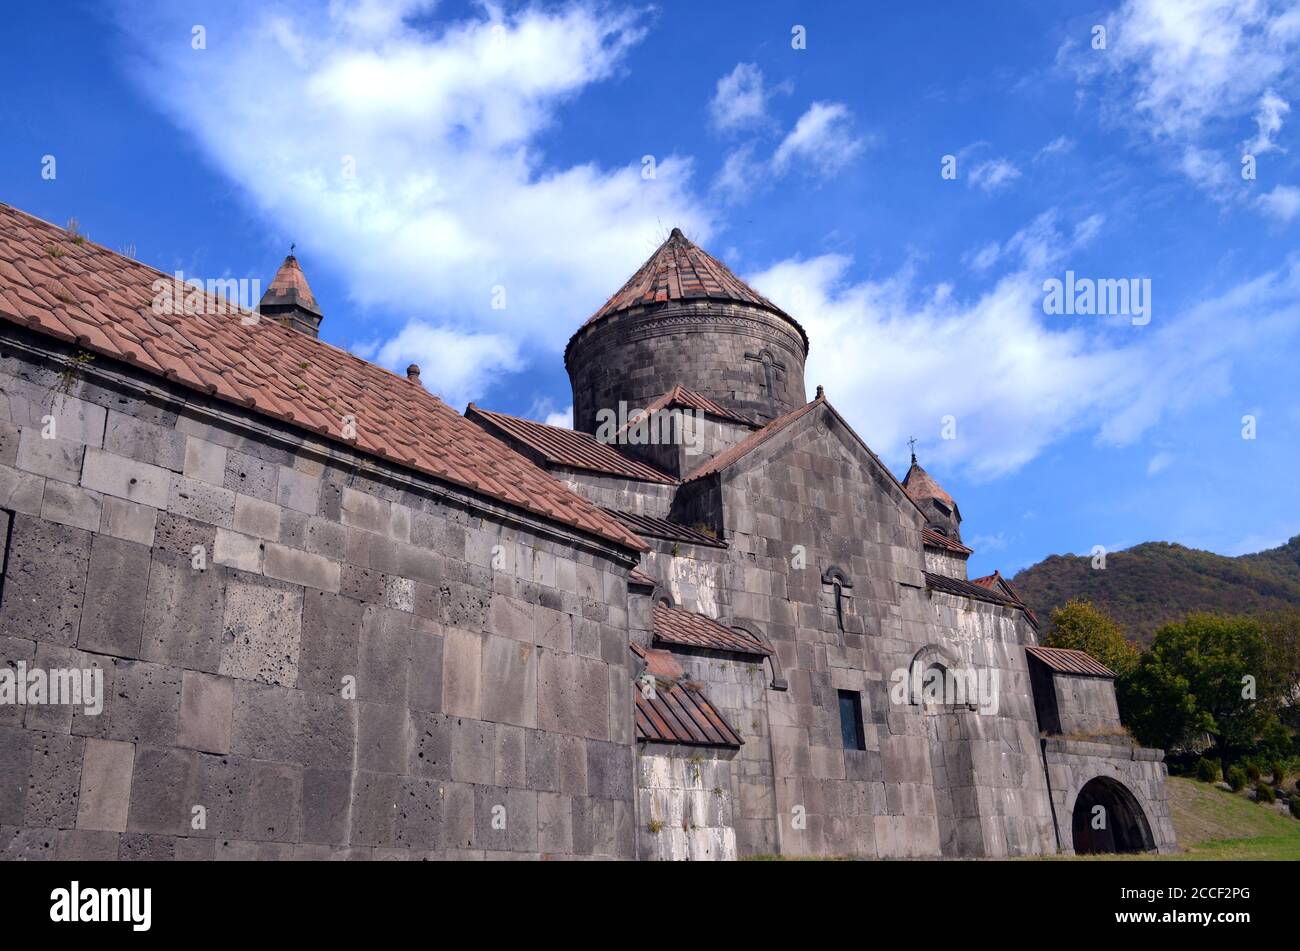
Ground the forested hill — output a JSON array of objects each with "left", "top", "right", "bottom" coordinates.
[{"left": 1010, "top": 536, "right": 1300, "bottom": 644}]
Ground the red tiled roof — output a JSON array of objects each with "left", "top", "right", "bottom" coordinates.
[
  {"left": 924, "top": 571, "right": 1039, "bottom": 627},
  {"left": 605, "top": 509, "right": 726, "bottom": 548},
  {"left": 567, "top": 228, "right": 808, "bottom": 360},
  {"left": 628, "top": 567, "right": 657, "bottom": 588},
  {"left": 653, "top": 603, "right": 772, "bottom": 656},
  {"left": 620, "top": 384, "right": 754, "bottom": 432},
  {"left": 1026, "top": 645, "right": 1115, "bottom": 679},
  {"left": 925, "top": 571, "right": 1015, "bottom": 607},
  {"left": 923, "top": 528, "right": 972, "bottom": 555},
  {"left": 971, "top": 570, "right": 1038, "bottom": 625},
  {"left": 0, "top": 203, "right": 645, "bottom": 552},
  {"left": 259, "top": 254, "right": 320, "bottom": 316},
  {"left": 683, "top": 393, "right": 933, "bottom": 527},
  {"left": 466, "top": 405, "right": 676, "bottom": 484},
  {"left": 903, "top": 458, "right": 955, "bottom": 507},
  {"left": 630, "top": 642, "right": 742, "bottom": 746},
  {"left": 629, "top": 641, "right": 682, "bottom": 678},
  {"left": 684, "top": 394, "right": 824, "bottom": 482},
  {"left": 635, "top": 681, "right": 744, "bottom": 747}
]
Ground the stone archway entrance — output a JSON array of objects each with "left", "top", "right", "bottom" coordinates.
[{"left": 1071, "top": 777, "right": 1155, "bottom": 854}]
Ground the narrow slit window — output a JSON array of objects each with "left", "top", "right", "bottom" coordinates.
[
  {"left": 838, "top": 689, "right": 866, "bottom": 751},
  {"left": 0, "top": 509, "right": 12, "bottom": 607},
  {"left": 832, "top": 580, "right": 845, "bottom": 632}
]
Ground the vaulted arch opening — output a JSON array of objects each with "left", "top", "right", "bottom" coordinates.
[{"left": 1070, "top": 777, "right": 1155, "bottom": 854}]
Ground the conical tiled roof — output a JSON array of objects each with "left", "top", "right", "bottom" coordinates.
[
  {"left": 902, "top": 456, "right": 955, "bottom": 507},
  {"left": 571, "top": 228, "right": 807, "bottom": 350},
  {"left": 259, "top": 254, "right": 321, "bottom": 316}
]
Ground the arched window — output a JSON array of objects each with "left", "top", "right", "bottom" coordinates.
[
  {"left": 821, "top": 566, "right": 853, "bottom": 633},
  {"left": 907, "top": 644, "right": 970, "bottom": 713}
]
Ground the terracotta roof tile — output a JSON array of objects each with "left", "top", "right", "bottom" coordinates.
[
  {"left": 970, "top": 570, "right": 1038, "bottom": 626},
  {"left": 684, "top": 395, "right": 824, "bottom": 482},
  {"left": 628, "top": 567, "right": 657, "bottom": 588},
  {"left": 619, "top": 384, "right": 755, "bottom": 433},
  {"left": 1025, "top": 645, "right": 1115, "bottom": 679},
  {"left": 653, "top": 603, "right": 771, "bottom": 656},
  {"left": 923, "top": 528, "right": 972, "bottom": 555},
  {"left": 629, "top": 645, "right": 744, "bottom": 748},
  {"left": 924, "top": 570, "right": 1039, "bottom": 627},
  {"left": 465, "top": 404, "right": 676, "bottom": 484},
  {"left": 259, "top": 255, "right": 321, "bottom": 316},
  {"left": 567, "top": 228, "right": 808, "bottom": 361},
  {"left": 903, "top": 458, "right": 955, "bottom": 507},
  {"left": 0, "top": 203, "right": 644, "bottom": 552}
]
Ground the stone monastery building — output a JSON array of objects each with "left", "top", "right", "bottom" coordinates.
[{"left": 0, "top": 205, "right": 1175, "bottom": 859}]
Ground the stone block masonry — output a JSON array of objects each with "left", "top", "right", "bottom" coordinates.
[{"left": 0, "top": 328, "right": 639, "bottom": 860}]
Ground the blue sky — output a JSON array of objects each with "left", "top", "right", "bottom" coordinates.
[{"left": 3, "top": 0, "right": 1299, "bottom": 577}]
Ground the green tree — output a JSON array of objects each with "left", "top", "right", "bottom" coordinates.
[
  {"left": 1045, "top": 598, "right": 1140, "bottom": 678},
  {"left": 1123, "top": 614, "right": 1282, "bottom": 778},
  {"left": 1260, "top": 608, "right": 1300, "bottom": 732}
]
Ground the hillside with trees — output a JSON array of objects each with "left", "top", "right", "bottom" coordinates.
[{"left": 1010, "top": 535, "right": 1300, "bottom": 645}]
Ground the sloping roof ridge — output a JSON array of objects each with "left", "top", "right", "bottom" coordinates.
[
  {"left": 683, "top": 392, "right": 931, "bottom": 522},
  {"left": 614, "top": 382, "right": 756, "bottom": 440},
  {"left": 1025, "top": 644, "right": 1115, "bottom": 679},
  {"left": 0, "top": 202, "right": 646, "bottom": 553},
  {"left": 466, "top": 404, "right": 678, "bottom": 485},
  {"left": 1, "top": 203, "right": 415, "bottom": 388},
  {"left": 683, "top": 395, "right": 823, "bottom": 481}
]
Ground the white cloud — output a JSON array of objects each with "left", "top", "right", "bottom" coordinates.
[
  {"left": 968, "top": 158, "right": 1021, "bottom": 193},
  {"left": 711, "top": 143, "right": 764, "bottom": 203},
  {"left": 1065, "top": 0, "right": 1300, "bottom": 198},
  {"left": 1034, "top": 136, "right": 1075, "bottom": 162},
  {"left": 1146, "top": 451, "right": 1175, "bottom": 475},
  {"left": 360, "top": 322, "right": 523, "bottom": 409},
  {"left": 709, "top": 63, "right": 784, "bottom": 132},
  {"left": 543, "top": 405, "right": 573, "bottom": 428},
  {"left": 967, "top": 241, "right": 1001, "bottom": 272},
  {"left": 1179, "top": 146, "right": 1235, "bottom": 202},
  {"left": 772, "top": 102, "right": 866, "bottom": 177},
  {"left": 1256, "top": 184, "right": 1300, "bottom": 221},
  {"left": 1096, "top": 0, "right": 1298, "bottom": 137},
  {"left": 1244, "top": 88, "right": 1291, "bottom": 154},
  {"left": 116, "top": 1, "right": 708, "bottom": 404},
  {"left": 747, "top": 212, "right": 1300, "bottom": 479}
]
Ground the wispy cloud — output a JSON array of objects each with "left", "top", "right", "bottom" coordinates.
[
  {"left": 772, "top": 102, "right": 867, "bottom": 177},
  {"left": 967, "top": 158, "right": 1022, "bottom": 193},
  {"left": 1256, "top": 184, "right": 1300, "bottom": 222},
  {"left": 116, "top": 0, "right": 708, "bottom": 403},
  {"left": 1063, "top": 0, "right": 1300, "bottom": 201},
  {"left": 1034, "top": 136, "right": 1075, "bottom": 162},
  {"left": 1146, "top": 451, "right": 1175, "bottom": 475},
  {"left": 1244, "top": 88, "right": 1292, "bottom": 155},
  {"left": 709, "top": 62, "right": 788, "bottom": 133},
  {"left": 748, "top": 211, "right": 1300, "bottom": 478}
]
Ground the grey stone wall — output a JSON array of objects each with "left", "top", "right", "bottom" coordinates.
[
  {"left": 0, "top": 330, "right": 639, "bottom": 861},
  {"left": 636, "top": 744, "right": 737, "bottom": 860},
  {"left": 922, "top": 547, "right": 967, "bottom": 580},
  {"left": 615, "top": 414, "right": 755, "bottom": 480},
  {"left": 663, "top": 404, "right": 1059, "bottom": 858},
  {"left": 1042, "top": 738, "right": 1177, "bottom": 854},
  {"left": 1052, "top": 674, "right": 1124, "bottom": 737},
  {"left": 567, "top": 300, "right": 807, "bottom": 434},
  {"left": 555, "top": 471, "right": 676, "bottom": 519}
]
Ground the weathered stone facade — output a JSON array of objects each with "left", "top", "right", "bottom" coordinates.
[
  {"left": 0, "top": 212, "right": 1172, "bottom": 860},
  {"left": 0, "top": 325, "right": 637, "bottom": 859},
  {"left": 567, "top": 299, "right": 807, "bottom": 433}
]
